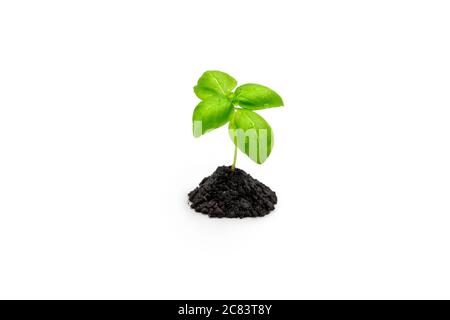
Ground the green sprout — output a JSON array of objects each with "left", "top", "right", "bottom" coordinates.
[{"left": 192, "top": 70, "right": 284, "bottom": 170}]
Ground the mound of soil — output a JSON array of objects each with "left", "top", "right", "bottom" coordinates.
[{"left": 188, "top": 166, "right": 277, "bottom": 218}]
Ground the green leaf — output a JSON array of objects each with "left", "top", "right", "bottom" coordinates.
[
  {"left": 228, "top": 109, "right": 273, "bottom": 164},
  {"left": 192, "top": 96, "right": 233, "bottom": 137},
  {"left": 233, "top": 83, "right": 284, "bottom": 110},
  {"left": 194, "top": 70, "right": 237, "bottom": 100}
]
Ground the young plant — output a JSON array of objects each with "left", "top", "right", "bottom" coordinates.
[{"left": 192, "top": 70, "right": 284, "bottom": 170}]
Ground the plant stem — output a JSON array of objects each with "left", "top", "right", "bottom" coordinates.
[{"left": 231, "top": 144, "right": 238, "bottom": 172}]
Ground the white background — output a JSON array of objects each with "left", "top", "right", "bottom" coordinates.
[{"left": 1, "top": 1, "right": 449, "bottom": 299}]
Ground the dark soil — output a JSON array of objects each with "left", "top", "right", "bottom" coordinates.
[{"left": 188, "top": 166, "right": 277, "bottom": 218}]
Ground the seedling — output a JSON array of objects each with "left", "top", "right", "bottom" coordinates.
[{"left": 192, "top": 70, "right": 284, "bottom": 170}]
